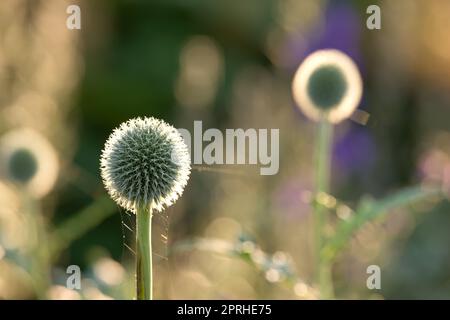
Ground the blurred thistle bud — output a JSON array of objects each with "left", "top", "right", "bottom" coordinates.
[
  {"left": 0, "top": 128, "right": 59, "bottom": 198},
  {"left": 100, "top": 117, "right": 191, "bottom": 213},
  {"left": 292, "top": 49, "right": 363, "bottom": 124}
]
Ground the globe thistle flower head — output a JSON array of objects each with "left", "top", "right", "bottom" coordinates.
[
  {"left": 100, "top": 117, "right": 191, "bottom": 213},
  {"left": 292, "top": 49, "right": 362, "bottom": 124},
  {"left": 0, "top": 128, "right": 59, "bottom": 198}
]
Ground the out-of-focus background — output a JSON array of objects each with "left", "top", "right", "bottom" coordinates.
[{"left": 0, "top": 0, "right": 449, "bottom": 299}]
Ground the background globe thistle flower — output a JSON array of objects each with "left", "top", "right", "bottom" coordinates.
[
  {"left": 100, "top": 117, "right": 191, "bottom": 213},
  {"left": 291, "top": 50, "right": 363, "bottom": 298},
  {"left": 292, "top": 49, "right": 362, "bottom": 124},
  {"left": 0, "top": 128, "right": 59, "bottom": 198}
]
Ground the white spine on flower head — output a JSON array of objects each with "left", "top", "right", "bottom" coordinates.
[
  {"left": 0, "top": 128, "right": 59, "bottom": 198},
  {"left": 100, "top": 117, "right": 191, "bottom": 213},
  {"left": 292, "top": 49, "right": 363, "bottom": 124}
]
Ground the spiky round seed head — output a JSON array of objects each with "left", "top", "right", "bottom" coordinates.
[
  {"left": 292, "top": 49, "right": 363, "bottom": 124},
  {"left": 100, "top": 117, "right": 191, "bottom": 213},
  {"left": 0, "top": 128, "right": 59, "bottom": 198}
]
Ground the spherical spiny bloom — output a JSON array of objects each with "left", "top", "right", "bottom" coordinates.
[
  {"left": 0, "top": 128, "right": 59, "bottom": 198},
  {"left": 292, "top": 49, "right": 363, "bottom": 124},
  {"left": 100, "top": 117, "right": 191, "bottom": 213}
]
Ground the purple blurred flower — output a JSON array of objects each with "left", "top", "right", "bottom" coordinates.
[
  {"left": 332, "top": 125, "right": 376, "bottom": 178},
  {"left": 418, "top": 149, "right": 450, "bottom": 192},
  {"left": 285, "top": 2, "right": 363, "bottom": 72}
]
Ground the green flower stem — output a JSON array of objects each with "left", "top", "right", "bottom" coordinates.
[
  {"left": 314, "top": 119, "right": 334, "bottom": 299},
  {"left": 21, "top": 192, "right": 50, "bottom": 299},
  {"left": 136, "top": 205, "right": 153, "bottom": 300}
]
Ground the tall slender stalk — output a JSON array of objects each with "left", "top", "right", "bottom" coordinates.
[
  {"left": 21, "top": 192, "right": 50, "bottom": 299},
  {"left": 314, "top": 119, "right": 334, "bottom": 299},
  {"left": 136, "top": 205, "right": 153, "bottom": 300}
]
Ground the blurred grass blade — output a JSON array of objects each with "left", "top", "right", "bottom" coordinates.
[
  {"left": 322, "top": 186, "right": 442, "bottom": 262},
  {"left": 49, "top": 196, "right": 117, "bottom": 259}
]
